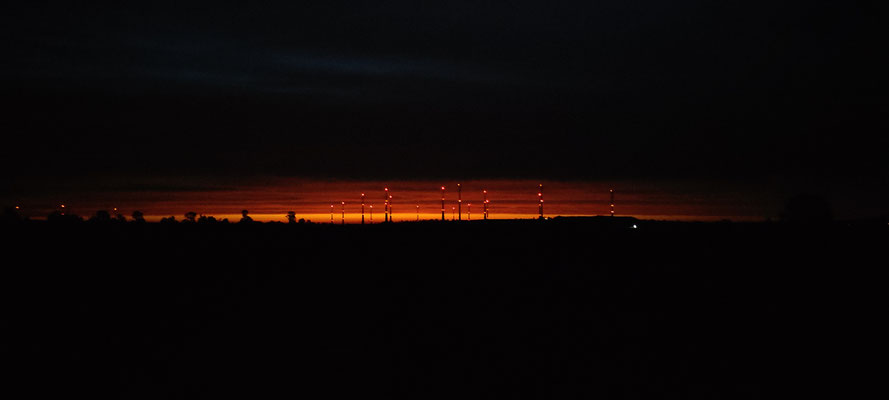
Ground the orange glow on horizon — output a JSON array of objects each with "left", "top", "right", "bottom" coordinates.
[{"left": 7, "top": 178, "right": 788, "bottom": 223}]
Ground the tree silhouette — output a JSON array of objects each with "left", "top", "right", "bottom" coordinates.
[
  {"left": 131, "top": 210, "right": 146, "bottom": 223},
  {"left": 89, "top": 210, "right": 111, "bottom": 223},
  {"left": 286, "top": 211, "right": 296, "bottom": 224},
  {"left": 239, "top": 210, "right": 254, "bottom": 224},
  {"left": 184, "top": 211, "right": 197, "bottom": 223},
  {"left": 1, "top": 206, "right": 24, "bottom": 224}
]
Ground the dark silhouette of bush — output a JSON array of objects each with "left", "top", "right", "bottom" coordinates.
[
  {"left": 239, "top": 210, "right": 254, "bottom": 224},
  {"left": 47, "top": 210, "right": 83, "bottom": 223},
  {"left": 131, "top": 210, "right": 146, "bottom": 223},
  {"left": 781, "top": 194, "right": 834, "bottom": 224},
  {"left": 286, "top": 211, "right": 296, "bottom": 224},
  {"left": 198, "top": 215, "right": 218, "bottom": 224},
  {"left": 160, "top": 216, "right": 178, "bottom": 225},
  {"left": 1, "top": 206, "right": 24, "bottom": 224},
  {"left": 184, "top": 211, "right": 197, "bottom": 223},
  {"left": 114, "top": 213, "right": 127, "bottom": 222}
]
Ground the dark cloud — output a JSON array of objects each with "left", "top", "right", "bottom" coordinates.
[{"left": 1, "top": 1, "right": 886, "bottom": 183}]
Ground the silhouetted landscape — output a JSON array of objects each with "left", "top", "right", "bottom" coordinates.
[
  {"left": 3, "top": 1, "right": 887, "bottom": 398},
  {"left": 2, "top": 213, "right": 886, "bottom": 398}
]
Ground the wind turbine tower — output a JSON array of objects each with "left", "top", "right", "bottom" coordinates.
[
  {"left": 384, "top": 187, "right": 390, "bottom": 223},
  {"left": 457, "top": 183, "right": 462, "bottom": 221},
  {"left": 538, "top": 184, "right": 544, "bottom": 219},
  {"left": 483, "top": 190, "right": 489, "bottom": 220},
  {"left": 440, "top": 186, "right": 446, "bottom": 221}
]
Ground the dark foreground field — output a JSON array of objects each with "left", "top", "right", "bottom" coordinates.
[{"left": 2, "top": 218, "right": 885, "bottom": 399}]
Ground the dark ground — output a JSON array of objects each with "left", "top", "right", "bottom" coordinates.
[{"left": 1, "top": 218, "right": 885, "bottom": 399}]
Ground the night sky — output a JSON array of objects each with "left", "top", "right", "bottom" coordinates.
[{"left": 2, "top": 1, "right": 887, "bottom": 215}]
